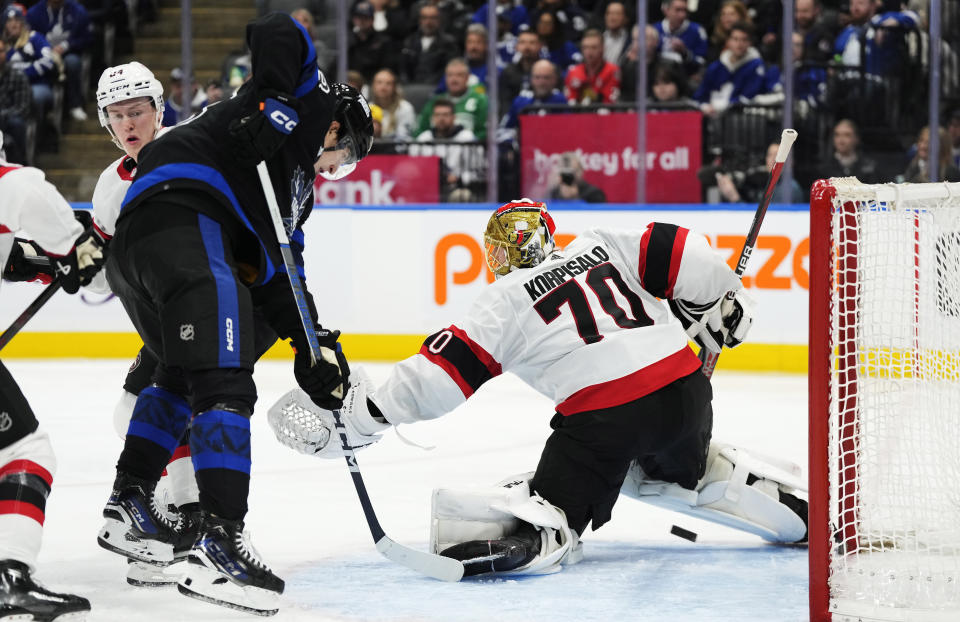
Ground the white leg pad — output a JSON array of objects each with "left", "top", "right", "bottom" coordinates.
[
  {"left": 620, "top": 441, "right": 807, "bottom": 544},
  {"left": 431, "top": 473, "right": 581, "bottom": 575}
]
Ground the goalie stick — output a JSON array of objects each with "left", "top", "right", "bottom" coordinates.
[
  {"left": 255, "top": 161, "right": 464, "bottom": 582},
  {"left": 700, "top": 128, "right": 798, "bottom": 379},
  {"left": 0, "top": 280, "right": 62, "bottom": 352}
]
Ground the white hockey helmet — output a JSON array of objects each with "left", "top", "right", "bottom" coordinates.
[
  {"left": 96, "top": 62, "right": 165, "bottom": 148},
  {"left": 484, "top": 198, "right": 556, "bottom": 279}
]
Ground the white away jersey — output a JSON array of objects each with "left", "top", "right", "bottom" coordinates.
[
  {"left": 0, "top": 163, "right": 83, "bottom": 292},
  {"left": 91, "top": 127, "right": 170, "bottom": 239},
  {"left": 374, "top": 223, "right": 742, "bottom": 424},
  {"left": 91, "top": 154, "right": 136, "bottom": 239}
]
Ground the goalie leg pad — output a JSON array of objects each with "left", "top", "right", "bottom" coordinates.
[
  {"left": 431, "top": 473, "right": 581, "bottom": 576},
  {"left": 621, "top": 442, "right": 808, "bottom": 544}
]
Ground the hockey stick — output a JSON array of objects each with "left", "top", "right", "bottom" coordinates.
[
  {"left": 255, "top": 161, "right": 464, "bottom": 582},
  {"left": 0, "top": 280, "right": 62, "bottom": 352},
  {"left": 700, "top": 128, "right": 798, "bottom": 379}
]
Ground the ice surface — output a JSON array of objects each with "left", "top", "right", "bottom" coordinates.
[{"left": 4, "top": 359, "right": 809, "bottom": 621}]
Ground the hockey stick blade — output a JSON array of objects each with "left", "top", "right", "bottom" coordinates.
[{"left": 375, "top": 536, "right": 465, "bottom": 582}]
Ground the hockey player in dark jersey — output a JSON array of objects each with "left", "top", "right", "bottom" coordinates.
[{"left": 95, "top": 13, "right": 373, "bottom": 616}]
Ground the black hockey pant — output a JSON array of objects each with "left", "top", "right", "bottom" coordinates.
[
  {"left": 530, "top": 370, "right": 713, "bottom": 535},
  {"left": 0, "top": 361, "right": 39, "bottom": 450},
  {"left": 107, "top": 199, "right": 264, "bottom": 520}
]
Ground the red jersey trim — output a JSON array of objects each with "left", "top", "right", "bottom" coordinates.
[
  {"left": 556, "top": 347, "right": 702, "bottom": 415},
  {"left": 93, "top": 221, "right": 112, "bottom": 241},
  {"left": 664, "top": 226, "right": 689, "bottom": 299},
  {"left": 0, "top": 460, "right": 53, "bottom": 487},
  {"left": 0, "top": 225, "right": 10, "bottom": 234},
  {"left": 116, "top": 156, "right": 137, "bottom": 182},
  {"left": 637, "top": 224, "right": 652, "bottom": 286},
  {"left": 0, "top": 165, "right": 23, "bottom": 180},
  {"left": 0, "top": 500, "right": 45, "bottom": 525}
]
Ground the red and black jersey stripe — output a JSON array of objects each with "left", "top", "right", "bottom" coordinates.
[
  {"left": 0, "top": 460, "right": 53, "bottom": 525},
  {"left": 419, "top": 325, "right": 502, "bottom": 398},
  {"left": 637, "top": 222, "right": 689, "bottom": 299}
]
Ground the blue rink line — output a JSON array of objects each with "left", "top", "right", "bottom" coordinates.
[{"left": 71, "top": 202, "right": 809, "bottom": 212}]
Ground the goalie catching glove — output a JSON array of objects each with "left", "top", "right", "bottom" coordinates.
[
  {"left": 268, "top": 366, "right": 390, "bottom": 458},
  {"left": 669, "top": 289, "right": 755, "bottom": 354}
]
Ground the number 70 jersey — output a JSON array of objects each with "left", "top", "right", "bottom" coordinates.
[{"left": 373, "top": 224, "right": 743, "bottom": 424}]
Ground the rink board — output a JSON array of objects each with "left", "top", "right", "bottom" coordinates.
[{"left": 1, "top": 203, "right": 811, "bottom": 372}]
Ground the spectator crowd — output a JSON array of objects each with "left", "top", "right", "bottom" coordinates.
[{"left": 2, "top": 0, "right": 959, "bottom": 201}]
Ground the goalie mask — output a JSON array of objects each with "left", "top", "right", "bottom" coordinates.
[
  {"left": 484, "top": 199, "right": 556, "bottom": 278},
  {"left": 96, "top": 62, "right": 165, "bottom": 150}
]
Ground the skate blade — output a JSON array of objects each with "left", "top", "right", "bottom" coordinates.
[
  {"left": 98, "top": 519, "right": 174, "bottom": 566},
  {"left": 126, "top": 560, "right": 187, "bottom": 587},
  {"left": 48, "top": 611, "right": 88, "bottom": 622},
  {"left": 0, "top": 612, "right": 32, "bottom": 621},
  {"left": 177, "top": 565, "right": 279, "bottom": 617}
]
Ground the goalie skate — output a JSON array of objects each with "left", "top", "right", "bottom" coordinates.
[
  {"left": 177, "top": 514, "right": 283, "bottom": 617},
  {"left": 440, "top": 522, "right": 541, "bottom": 577}
]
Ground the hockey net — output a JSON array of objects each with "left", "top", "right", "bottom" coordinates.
[{"left": 809, "top": 178, "right": 960, "bottom": 622}]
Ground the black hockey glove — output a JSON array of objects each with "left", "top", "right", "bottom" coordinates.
[
  {"left": 73, "top": 208, "right": 93, "bottom": 229},
  {"left": 228, "top": 90, "right": 302, "bottom": 166},
  {"left": 3, "top": 239, "right": 55, "bottom": 284},
  {"left": 292, "top": 328, "right": 351, "bottom": 410},
  {"left": 51, "top": 228, "right": 107, "bottom": 294}
]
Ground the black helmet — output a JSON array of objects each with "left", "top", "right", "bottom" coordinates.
[{"left": 332, "top": 83, "right": 374, "bottom": 164}]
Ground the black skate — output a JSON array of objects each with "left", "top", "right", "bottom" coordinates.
[
  {"left": 97, "top": 472, "right": 179, "bottom": 566},
  {"left": 0, "top": 603, "right": 31, "bottom": 621},
  {"left": 440, "top": 522, "right": 541, "bottom": 577},
  {"left": 0, "top": 559, "right": 90, "bottom": 622},
  {"left": 177, "top": 514, "right": 284, "bottom": 616},
  {"left": 126, "top": 505, "right": 202, "bottom": 587}
]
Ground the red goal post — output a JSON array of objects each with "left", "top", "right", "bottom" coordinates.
[{"left": 809, "top": 177, "right": 960, "bottom": 622}]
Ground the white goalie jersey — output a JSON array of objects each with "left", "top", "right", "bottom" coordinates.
[{"left": 373, "top": 224, "right": 742, "bottom": 423}]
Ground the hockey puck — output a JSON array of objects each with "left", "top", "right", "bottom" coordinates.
[{"left": 670, "top": 525, "right": 698, "bottom": 542}]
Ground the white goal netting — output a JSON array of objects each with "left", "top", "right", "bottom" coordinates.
[{"left": 825, "top": 179, "right": 960, "bottom": 620}]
